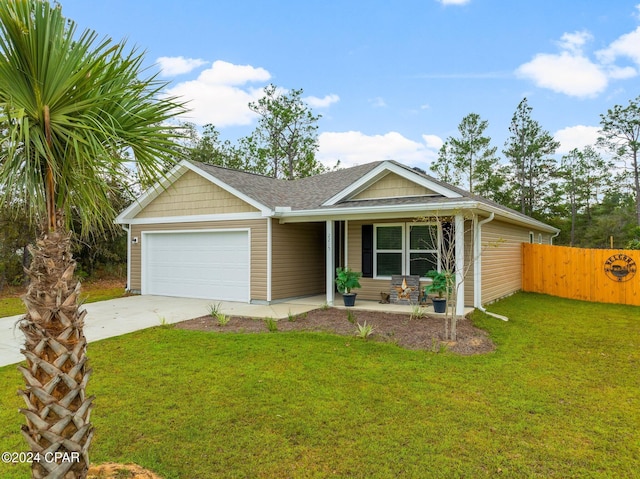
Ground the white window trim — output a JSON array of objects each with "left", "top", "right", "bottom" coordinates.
[
  {"left": 374, "top": 223, "right": 404, "bottom": 279},
  {"left": 373, "top": 222, "right": 441, "bottom": 279}
]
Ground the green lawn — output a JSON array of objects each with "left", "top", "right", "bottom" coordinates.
[
  {"left": 0, "top": 280, "right": 127, "bottom": 317},
  {"left": 1, "top": 293, "right": 638, "bottom": 478}
]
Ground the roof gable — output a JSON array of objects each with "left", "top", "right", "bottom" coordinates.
[
  {"left": 350, "top": 171, "right": 439, "bottom": 200},
  {"left": 322, "top": 161, "right": 462, "bottom": 206},
  {"left": 135, "top": 169, "right": 259, "bottom": 219},
  {"left": 116, "top": 161, "right": 271, "bottom": 223}
]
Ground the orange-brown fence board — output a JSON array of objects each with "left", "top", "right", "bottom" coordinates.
[{"left": 522, "top": 244, "right": 640, "bottom": 306}]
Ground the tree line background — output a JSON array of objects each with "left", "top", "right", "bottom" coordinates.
[{"left": 2, "top": 84, "right": 639, "bottom": 290}]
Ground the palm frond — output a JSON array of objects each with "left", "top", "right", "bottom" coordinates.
[{"left": 0, "top": 0, "right": 189, "bottom": 235}]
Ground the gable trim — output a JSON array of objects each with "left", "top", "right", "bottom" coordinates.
[
  {"left": 124, "top": 211, "right": 266, "bottom": 225},
  {"left": 322, "top": 161, "right": 462, "bottom": 206}
]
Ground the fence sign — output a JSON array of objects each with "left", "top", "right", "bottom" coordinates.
[{"left": 522, "top": 244, "right": 640, "bottom": 306}]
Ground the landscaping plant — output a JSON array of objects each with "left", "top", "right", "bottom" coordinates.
[
  {"left": 0, "top": 1, "right": 185, "bottom": 477},
  {"left": 335, "top": 267, "right": 362, "bottom": 294}
]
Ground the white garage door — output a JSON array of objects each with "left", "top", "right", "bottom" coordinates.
[{"left": 143, "top": 230, "right": 250, "bottom": 302}]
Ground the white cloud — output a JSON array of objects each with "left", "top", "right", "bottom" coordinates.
[
  {"left": 422, "top": 134, "right": 444, "bottom": 151},
  {"left": 516, "top": 29, "right": 610, "bottom": 99},
  {"left": 516, "top": 51, "right": 608, "bottom": 98},
  {"left": 164, "top": 60, "right": 271, "bottom": 126},
  {"left": 437, "top": 0, "right": 470, "bottom": 5},
  {"left": 369, "top": 97, "right": 387, "bottom": 108},
  {"left": 554, "top": 125, "right": 601, "bottom": 154},
  {"left": 156, "top": 56, "right": 207, "bottom": 76},
  {"left": 317, "top": 131, "right": 442, "bottom": 169},
  {"left": 517, "top": 14, "right": 640, "bottom": 98},
  {"left": 557, "top": 31, "right": 592, "bottom": 54},
  {"left": 305, "top": 94, "right": 340, "bottom": 108},
  {"left": 198, "top": 60, "right": 271, "bottom": 85},
  {"left": 596, "top": 26, "right": 640, "bottom": 66}
]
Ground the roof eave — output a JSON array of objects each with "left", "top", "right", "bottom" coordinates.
[{"left": 276, "top": 200, "right": 559, "bottom": 233}]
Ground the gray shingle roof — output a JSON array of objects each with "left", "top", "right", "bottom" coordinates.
[
  {"left": 190, "top": 160, "right": 557, "bottom": 232},
  {"left": 193, "top": 160, "right": 383, "bottom": 210}
]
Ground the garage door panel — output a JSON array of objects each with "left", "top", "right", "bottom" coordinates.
[{"left": 143, "top": 231, "right": 249, "bottom": 302}]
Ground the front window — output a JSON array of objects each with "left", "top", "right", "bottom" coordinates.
[
  {"left": 409, "top": 224, "right": 439, "bottom": 277},
  {"left": 374, "top": 223, "right": 441, "bottom": 278},
  {"left": 375, "top": 224, "right": 403, "bottom": 276}
]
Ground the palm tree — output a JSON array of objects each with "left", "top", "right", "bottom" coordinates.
[{"left": 0, "top": 1, "right": 186, "bottom": 477}]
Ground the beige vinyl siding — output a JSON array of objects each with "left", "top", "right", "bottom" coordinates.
[
  {"left": 136, "top": 170, "right": 259, "bottom": 218},
  {"left": 130, "top": 219, "right": 268, "bottom": 301},
  {"left": 271, "top": 221, "right": 325, "bottom": 300},
  {"left": 352, "top": 173, "right": 436, "bottom": 200},
  {"left": 481, "top": 219, "right": 551, "bottom": 304}
]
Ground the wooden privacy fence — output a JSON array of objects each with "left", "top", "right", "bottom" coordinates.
[{"left": 522, "top": 244, "right": 640, "bottom": 306}]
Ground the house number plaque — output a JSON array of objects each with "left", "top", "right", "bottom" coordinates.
[{"left": 604, "top": 254, "right": 637, "bottom": 282}]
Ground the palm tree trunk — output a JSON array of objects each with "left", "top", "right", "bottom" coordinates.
[{"left": 18, "top": 219, "right": 94, "bottom": 479}]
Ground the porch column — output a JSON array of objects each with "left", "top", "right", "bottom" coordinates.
[
  {"left": 455, "top": 214, "right": 465, "bottom": 316},
  {"left": 326, "top": 220, "right": 335, "bottom": 305}
]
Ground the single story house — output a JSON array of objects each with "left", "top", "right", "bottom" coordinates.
[{"left": 115, "top": 159, "right": 559, "bottom": 315}]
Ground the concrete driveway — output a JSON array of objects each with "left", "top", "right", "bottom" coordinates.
[{"left": 0, "top": 295, "right": 324, "bottom": 367}]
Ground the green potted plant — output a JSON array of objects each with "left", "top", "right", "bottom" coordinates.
[
  {"left": 335, "top": 267, "right": 362, "bottom": 307},
  {"left": 424, "top": 270, "right": 453, "bottom": 313}
]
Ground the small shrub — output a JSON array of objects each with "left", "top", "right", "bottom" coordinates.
[
  {"left": 626, "top": 238, "right": 640, "bottom": 249},
  {"left": 158, "top": 316, "right": 171, "bottom": 328},
  {"left": 216, "top": 312, "right": 230, "bottom": 326},
  {"left": 346, "top": 309, "right": 357, "bottom": 324},
  {"left": 411, "top": 305, "right": 426, "bottom": 320},
  {"left": 264, "top": 317, "right": 278, "bottom": 332},
  {"left": 208, "top": 302, "right": 222, "bottom": 317},
  {"left": 355, "top": 321, "right": 374, "bottom": 339}
]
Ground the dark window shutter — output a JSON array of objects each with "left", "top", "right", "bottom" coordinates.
[{"left": 362, "top": 224, "right": 373, "bottom": 278}]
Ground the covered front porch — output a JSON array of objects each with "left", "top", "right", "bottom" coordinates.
[{"left": 322, "top": 214, "right": 472, "bottom": 317}]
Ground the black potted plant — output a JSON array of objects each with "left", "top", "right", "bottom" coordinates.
[
  {"left": 424, "top": 270, "right": 453, "bottom": 314},
  {"left": 335, "top": 267, "right": 362, "bottom": 307}
]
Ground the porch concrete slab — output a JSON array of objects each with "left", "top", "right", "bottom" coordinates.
[{"left": 331, "top": 296, "right": 475, "bottom": 317}]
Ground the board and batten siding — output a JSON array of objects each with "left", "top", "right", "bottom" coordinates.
[
  {"left": 136, "top": 170, "right": 259, "bottom": 218},
  {"left": 271, "top": 220, "right": 326, "bottom": 300},
  {"left": 481, "top": 219, "right": 551, "bottom": 304},
  {"left": 352, "top": 173, "right": 436, "bottom": 200},
  {"left": 129, "top": 219, "right": 268, "bottom": 301}
]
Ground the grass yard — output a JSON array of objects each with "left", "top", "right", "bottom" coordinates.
[
  {"left": 0, "top": 278, "right": 127, "bottom": 317},
  {"left": 0, "top": 293, "right": 638, "bottom": 478}
]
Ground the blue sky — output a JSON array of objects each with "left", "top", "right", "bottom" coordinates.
[{"left": 60, "top": 0, "right": 640, "bottom": 171}]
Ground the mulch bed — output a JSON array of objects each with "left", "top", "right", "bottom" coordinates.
[{"left": 175, "top": 308, "right": 495, "bottom": 355}]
